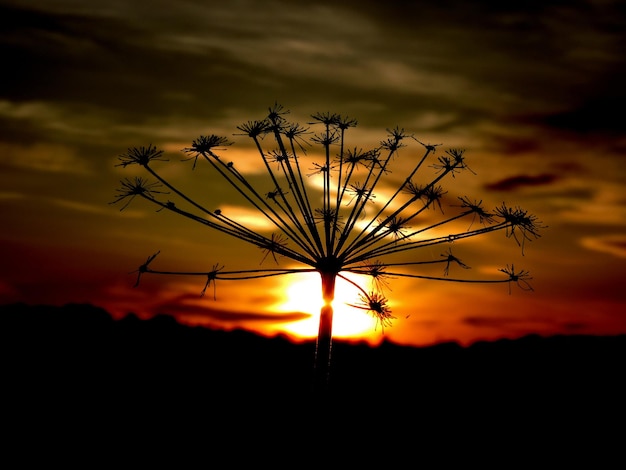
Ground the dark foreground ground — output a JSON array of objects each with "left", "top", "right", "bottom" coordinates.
[{"left": 1, "top": 302, "right": 624, "bottom": 462}]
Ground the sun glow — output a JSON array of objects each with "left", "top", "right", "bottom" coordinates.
[{"left": 273, "top": 271, "right": 382, "bottom": 342}]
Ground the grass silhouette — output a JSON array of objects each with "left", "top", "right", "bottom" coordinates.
[{"left": 111, "top": 103, "right": 544, "bottom": 397}]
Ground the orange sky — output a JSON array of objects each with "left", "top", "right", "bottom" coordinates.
[{"left": 1, "top": 0, "right": 625, "bottom": 348}]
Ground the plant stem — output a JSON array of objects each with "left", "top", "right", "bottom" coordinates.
[{"left": 314, "top": 271, "right": 336, "bottom": 397}]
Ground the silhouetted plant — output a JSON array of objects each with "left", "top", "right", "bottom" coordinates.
[{"left": 112, "top": 103, "right": 544, "bottom": 397}]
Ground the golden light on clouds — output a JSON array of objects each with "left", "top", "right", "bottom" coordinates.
[
  {"left": 0, "top": 142, "right": 92, "bottom": 175},
  {"left": 580, "top": 235, "right": 626, "bottom": 259},
  {"left": 1, "top": 0, "right": 625, "bottom": 349}
]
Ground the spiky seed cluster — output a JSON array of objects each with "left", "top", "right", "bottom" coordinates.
[
  {"left": 116, "top": 145, "right": 167, "bottom": 168},
  {"left": 110, "top": 177, "right": 168, "bottom": 210},
  {"left": 112, "top": 103, "right": 544, "bottom": 332},
  {"left": 348, "top": 292, "right": 395, "bottom": 332}
]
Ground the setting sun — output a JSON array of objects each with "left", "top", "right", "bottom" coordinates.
[{"left": 272, "top": 272, "right": 382, "bottom": 343}]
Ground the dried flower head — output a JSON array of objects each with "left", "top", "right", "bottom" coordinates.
[
  {"left": 113, "top": 104, "right": 544, "bottom": 392},
  {"left": 110, "top": 177, "right": 168, "bottom": 211},
  {"left": 116, "top": 145, "right": 167, "bottom": 168},
  {"left": 348, "top": 292, "right": 396, "bottom": 332}
]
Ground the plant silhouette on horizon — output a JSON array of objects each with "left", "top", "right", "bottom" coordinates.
[{"left": 111, "top": 103, "right": 544, "bottom": 396}]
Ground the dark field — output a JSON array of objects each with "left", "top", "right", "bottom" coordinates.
[{"left": 2, "top": 302, "right": 624, "bottom": 461}]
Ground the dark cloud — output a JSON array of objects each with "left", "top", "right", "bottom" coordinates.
[
  {"left": 485, "top": 173, "right": 560, "bottom": 191},
  {"left": 2, "top": 0, "right": 625, "bottom": 144},
  {"left": 156, "top": 300, "right": 311, "bottom": 324},
  {"left": 0, "top": 2, "right": 288, "bottom": 125},
  {"left": 463, "top": 316, "right": 516, "bottom": 328},
  {"left": 537, "top": 97, "right": 626, "bottom": 135},
  {"left": 484, "top": 136, "right": 543, "bottom": 156},
  {"left": 561, "top": 322, "right": 590, "bottom": 333},
  {"left": 511, "top": 75, "right": 626, "bottom": 137}
]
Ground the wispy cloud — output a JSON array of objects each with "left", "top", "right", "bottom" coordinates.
[
  {"left": 0, "top": 142, "right": 92, "bottom": 175},
  {"left": 580, "top": 234, "right": 626, "bottom": 259},
  {"left": 50, "top": 198, "right": 115, "bottom": 215}
]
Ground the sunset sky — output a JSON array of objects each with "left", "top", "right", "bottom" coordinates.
[{"left": 1, "top": 0, "right": 625, "bottom": 347}]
